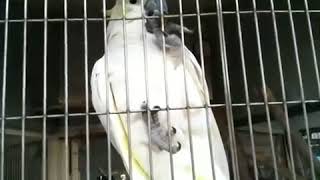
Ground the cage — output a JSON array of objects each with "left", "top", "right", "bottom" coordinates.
[{"left": 0, "top": 0, "right": 320, "bottom": 179}]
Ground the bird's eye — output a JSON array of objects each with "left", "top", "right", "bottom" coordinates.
[{"left": 129, "top": 0, "right": 137, "bottom": 4}]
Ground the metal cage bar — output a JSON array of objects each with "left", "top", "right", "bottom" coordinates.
[
  {"left": 2, "top": 9, "right": 320, "bottom": 24},
  {"left": 63, "top": 0, "right": 70, "bottom": 178},
  {"left": 158, "top": 0, "right": 193, "bottom": 179},
  {"left": 162, "top": 0, "right": 198, "bottom": 178},
  {"left": 286, "top": 0, "right": 316, "bottom": 179},
  {"left": 101, "top": 0, "right": 112, "bottom": 179},
  {"left": 1, "top": 9, "right": 320, "bottom": 24},
  {"left": 83, "top": 0, "right": 90, "bottom": 179},
  {"left": 0, "top": 0, "right": 10, "bottom": 179},
  {"left": 21, "top": 0, "right": 28, "bottom": 178},
  {"left": 303, "top": 0, "right": 320, "bottom": 99},
  {"left": 269, "top": 0, "right": 296, "bottom": 179},
  {"left": 42, "top": 0, "right": 48, "bottom": 178},
  {"left": 234, "top": 0, "right": 259, "bottom": 179},
  {"left": 120, "top": 1, "right": 133, "bottom": 179},
  {"left": 191, "top": 0, "right": 217, "bottom": 178},
  {"left": 1, "top": 99, "right": 320, "bottom": 122},
  {"left": 215, "top": 0, "right": 240, "bottom": 179},
  {"left": 0, "top": 1, "right": 320, "bottom": 180},
  {"left": 251, "top": 0, "right": 279, "bottom": 179},
  {"left": 139, "top": 0, "right": 156, "bottom": 179}
]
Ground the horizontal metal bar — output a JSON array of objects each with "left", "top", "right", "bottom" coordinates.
[
  {"left": 49, "top": 125, "right": 106, "bottom": 138},
  {"left": 0, "top": 13, "right": 217, "bottom": 23},
  {"left": 0, "top": 9, "right": 320, "bottom": 23},
  {"left": 0, "top": 99, "right": 319, "bottom": 121},
  {"left": 0, "top": 129, "right": 42, "bottom": 138},
  {"left": 222, "top": 9, "right": 320, "bottom": 14},
  {"left": 0, "top": 125, "right": 107, "bottom": 138}
]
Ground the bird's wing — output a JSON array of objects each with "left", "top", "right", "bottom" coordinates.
[
  {"left": 182, "top": 47, "right": 231, "bottom": 179},
  {"left": 91, "top": 57, "right": 149, "bottom": 179}
]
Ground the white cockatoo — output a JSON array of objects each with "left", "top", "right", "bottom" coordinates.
[{"left": 90, "top": 0, "right": 230, "bottom": 179}]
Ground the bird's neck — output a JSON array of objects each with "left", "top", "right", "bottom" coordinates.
[
  {"left": 107, "top": 19, "right": 146, "bottom": 46},
  {"left": 110, "top": 3, "right": 144, "bottom": 19}
]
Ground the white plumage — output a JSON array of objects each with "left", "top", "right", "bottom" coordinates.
[{"left": 91, "top": 1, "right": 230, "bottom": 179}]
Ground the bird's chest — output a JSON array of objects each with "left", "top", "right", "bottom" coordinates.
[
  {"left": 108, "top": 43, "right": 205, "bottom": 133},
  {"left": 124, "top": 56, "right": 202, "bottom": 109}
]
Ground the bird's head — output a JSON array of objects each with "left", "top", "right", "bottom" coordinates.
[{"left": 108, "top": 0, "right": 168, "bottom": 19}]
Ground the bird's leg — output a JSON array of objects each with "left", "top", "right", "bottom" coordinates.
[{"left": 141, "top": 102, "right": 181, "bottom": 154}]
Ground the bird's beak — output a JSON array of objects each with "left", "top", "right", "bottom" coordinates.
[{"left": 144, "top": 0, "right": 168, "bottom": 15}]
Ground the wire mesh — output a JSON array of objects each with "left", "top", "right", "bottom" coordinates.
[{"left": 0, "top": 0, "right": 320, "bottom": 180}]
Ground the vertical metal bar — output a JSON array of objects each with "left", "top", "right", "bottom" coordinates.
[
  {"left": 159, "top": 0, "right": 196, "bottom": 179},
  {"left": 187, "top": 0, "right": 216, "bottom": 178},
  {"left": 175, "top": 0, "right": 197, "bottom": 178},
  {"left": 64, "top": 0, "right": 69, "bottom": 178},
  {"left": 303, "top": 0, "right": 320, "bottom": 98},
  {"left": 234, "top": 0, "right": 259, "bottom": 179},
  {"left": 83, "top": 0, "right": 90, "bottom": 179},
  {"left": 42, "top": 0, "right": 48, "bottom": 180},
  {"left": 269, "top": 0, "right": 296, "bottom": 179},
  {"left": 101, "top": 1, "right": 111, "bottom": 180},
  {"left": 215, "top": 0, "right": 240, "bottom": 179},
  {"left": 286, "top": 0, "right": 316, "bottom": 179},
  {"left": 42, "top": 0, "right": 48, "bottom": 178},
  {"left": 21, "top": 0, "right": 28, "bottom": 179},
  {"left": 157, "top": 0, "right": 179, "bottom": 179},
  {"left": 194, "top": 0, "right": 206, "bottom": 98},
  {"left": 139, "top": 1, "right": 155, "bottom": 179},
  {"left": 120, "top": 1, "right": 133, "bottom": 179},
  {"left": 0, "top": 0, "right": 9, "bottom": 179},
  {"left": 251, "top": 0, "right": 279, "bottom": 179}
]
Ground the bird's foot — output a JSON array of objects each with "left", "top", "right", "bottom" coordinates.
[
  {"left": 144, "top": 8, "right": 193, "bottom": 48},
  {"left": 152, "top": 25, "right": 192, "bottom": 49},
  {"left": 141, "top": 102, "right": 181, "bottom": 154}
]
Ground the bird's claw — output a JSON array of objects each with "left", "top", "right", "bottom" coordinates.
[{"left": 141, "top": 102, "right": 181, "bottom": 154}]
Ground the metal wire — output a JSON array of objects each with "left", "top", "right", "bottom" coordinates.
[
  {"left": 303, "top": 0, "right": 320, "bottom": 99},
  {"left": 83, "top": 0, "right": 90, "bottom": 179},
  {"left": 0, "top": 99, "right": 319, "bottom": 122},
  {"left": 0, "top": 0, "right": 9, "bottom": 179},
  {"left": 158, "top": 0, "right": 180, "bottom": 179},
  {"left": 42, "top": 0, "right": 48, "bottom": 176},
  {"left": 150, "top": 1, "right": 207, "bottom": 180},
  {"left": 1, "top": 1, "right": 320, "bottom": 179},
  {"left": 269, "top": 0, "right": 296, "bottom": 178},
  {"left": 251, "top": 0, "right": 279, "bottom": 179},
  {"left": 2, "top": 9, "right": 320, "bottom": 24},
  {"left": 120, "top": 1, "right": 133, "bottom": 179},
  {"left": 21, "top": 0, "right": 28, "bottom": 179},
  {"left": 286, "top": 0, "right": 316, "bottom": 179},
  {"left": 234, "top": 0, "right": 258, "bottom": 178},
  {"left": 101, "top": 1, "right": 112, "bottom": 180},
  {"left": 139, "top": 0, "right": 155, "bottom": 179},
  {"left": 63, "top": 0, "right": 70, "bottom": 178},
  {"left": 215, "top": 0, "right": 240, "bottom": 179},
  {"left": 191, "top": 0, "right": 217, "bottom": 178}
]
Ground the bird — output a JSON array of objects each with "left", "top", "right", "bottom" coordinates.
[{"left": 90, "top": 0, "right": 230, "bottom": 179}]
